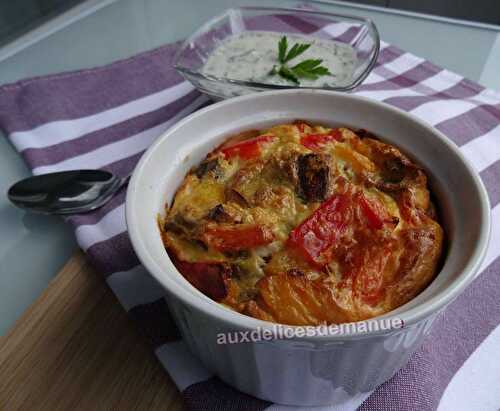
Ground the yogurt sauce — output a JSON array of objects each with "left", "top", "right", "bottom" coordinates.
[{"left": 202, "top": 31, "right": 357, "bottom": 87}]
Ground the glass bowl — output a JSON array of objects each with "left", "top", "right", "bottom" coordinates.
[{"left": 174, "top": 6, "right": 380, "bottom": 100}]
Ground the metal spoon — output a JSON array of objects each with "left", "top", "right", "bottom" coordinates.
[{"left": 7, "top": 170, "right": 129, "bottom": 215}]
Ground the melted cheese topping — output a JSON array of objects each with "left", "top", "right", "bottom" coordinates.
[{"left": 161, "top": 122, "right": 444, "bottom": 325}]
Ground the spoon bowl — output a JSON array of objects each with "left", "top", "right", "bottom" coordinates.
[{"left": 7, "top": 170, "right": 127, "bottom": 215}]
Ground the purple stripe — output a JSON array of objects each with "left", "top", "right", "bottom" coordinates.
[
  {"left": 336, "top": 25, "right": 362, "bottom": 44},
  {"left": 85, "top": 231, "right": 140, "bottom": 277},
  {"left": 435, "top": 78, "right": 482, "bottom": 99},
  {"left": 244, "top": 14, "right": 319, "bottom": 34},
  {"left": 480, "top": 159, "right": 500, "bottom": 208},
  {"left": 369, "top": 56, "right": 441, "bottom": 86},
  {"left": 358, "top": 61, "right": 441, "bottom": 92},
  {"left": 0, "top": 42, "right": 182, "bottom": 134},
  {"left": 273, "top": 13, "right": 326, "bottom": 34},
  {"left": 22, "top": 89, "right": 201, "bottom": 168},
  {"left": 182, "top": 377, "right": 271, "bottom": 411},
  {"left": 385, "top": 95, "right": 438, "bottom": 112},
  {"left": 456, "top": 77, "right": 484, "bottom": 95},
  {"left": 67, "top": 188, "right": 127, "bottom": 228},
  {"left": 436, "top": 102, "right": 500, "bottom": 146},
  {"left": 414, "top": 78, "right": 481, "bottom": 102},
  {"left": 102, "top": 151, "right": 144, "bottom": 179},
  {"left": 374, "top": 45, "right": 405, "bottom": 66},
  {"left": 273, "top": 14, "right": 364, "bottom": 45},
  {"left": 129, "top": 298, "right": 181, "bottom": 348},
  {"left": 383, "top": 78, "right": 482, "bottom": 112},
  {"left": 360, "top": 256, "right": 500, "bottom": 410},
  {"left": 370, "top": 64, "right": 400, "bottom": 80}
]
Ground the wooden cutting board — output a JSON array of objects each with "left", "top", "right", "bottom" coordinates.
[{"left": 0, "top": 251, "right": 185, "bottom": 410}]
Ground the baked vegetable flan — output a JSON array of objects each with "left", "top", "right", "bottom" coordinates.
[{"left": 160, "top": 121, "right": 444, "bottom": 325}]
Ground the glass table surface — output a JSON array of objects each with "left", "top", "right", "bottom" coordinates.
[{"left": 0, "top": 0, "right": 499, "bottom": 334}]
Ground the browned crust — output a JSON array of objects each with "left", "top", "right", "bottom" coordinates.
[{"left": 161, "top": 124, "right": 445, "bottom": 325}]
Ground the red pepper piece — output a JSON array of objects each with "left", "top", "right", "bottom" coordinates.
[
  {"left": 357, "top": 193, "right": 389, "bottom": 230},
  {"left": 171, "top": 257, "right": 230, "bottom": 301},
  {"left": 352, "top": 247, "right": 391, "bottom": 305},
  {"left": 287, "top": 194, "right": 350, "bottom": 267},
  {"left": 202, "top": 224, "right": 274, "bottom": 252},
  {"left": 220, "top": 135, "right": 274, "bottom": 160},
  {"left": 300, "top": 130, "right": 342, "bottom": 150}
]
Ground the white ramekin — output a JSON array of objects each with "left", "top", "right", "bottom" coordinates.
[{"left": 126, "top": 90, "right": 490, "bottom": 406}]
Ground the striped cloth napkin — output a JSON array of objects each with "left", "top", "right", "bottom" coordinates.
[{"left": 1, "top": 15, "right": 500, "bottom": 411}]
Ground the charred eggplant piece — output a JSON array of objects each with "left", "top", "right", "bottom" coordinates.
[
  {"left": 207, "top": 204, "right": 232, "bottom": 223},
  {"left": 272, "top": 149, "right": 301, "bottom": 187},
  {"left": 297, "top": 153, "right": 332, "bottom": 202},
  {"left": 164, "top": 213, "right": 198, "bottom": 236},
  {"left": 363, "top": 139, "right": 425, "bottom": 192},
  {"left": 355, "top": 128, "right": 379, "bottom": 140},
  {"left": 225, "top": 188, "right": 250, "bottom": 208},
  {"left": 194, "top": 158, "right": 220, "bottom": 179},
  {"left": 225, "top": 161, "right": 266, "bottom": 206},
  {"left": 380, "top": 149, "right": 422, "bottom": 185}
]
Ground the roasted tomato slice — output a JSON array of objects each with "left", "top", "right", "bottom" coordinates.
[
  {"left": 300, "top": 130, "right": 342, "bottom": 150},
  {"left": 254, "top": 273, "right": 351, "bottom": 325},
  {"left": 351, "top": 246, "right": 391, "bottom": 305},
  {"left": 357, "top": 192, "right": 390, "bottom": 230},
  {"left": 202, "top": 224, "right": 274, "bottom": 252},
  {"left": 220, "top": 135, "right": 274, "bottom": 160},
  {"left": 287, "top": 193, "right": 351, "bottom": 267},
  {"left": 171, "top": 256, "right": 230, "bottom": 301}
]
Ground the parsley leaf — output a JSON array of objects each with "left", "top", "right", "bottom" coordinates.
[
  {"left": 279, "top": 66, "right": 299, "bottom": 84},
  {"left": 284, "top": 43, "right": 311, "bottom": 63},
  {"left": 291, "top": 59, "right": 324, "bottom": 71},
  {"left": 308, "top": 66, "right": 331, "bottom": 76},
  {"left": 278, "top": 36, "right": 288, "bottom": 64},
  {"left": 270, "top": 36, "right": 332, "bottom": 85}
]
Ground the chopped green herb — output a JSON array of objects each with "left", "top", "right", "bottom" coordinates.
[
  {"left": 270, "top": 36, "right": 332, "bottom": 85},
  {"left": 278, "top": 36, "right": 288, "bottom": 64},
  {"left": 283, "top": 42, "right": 311, "bottom": 63},
  {"left": 278, "top": 66, "right": 299, "bottom": 84}
]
